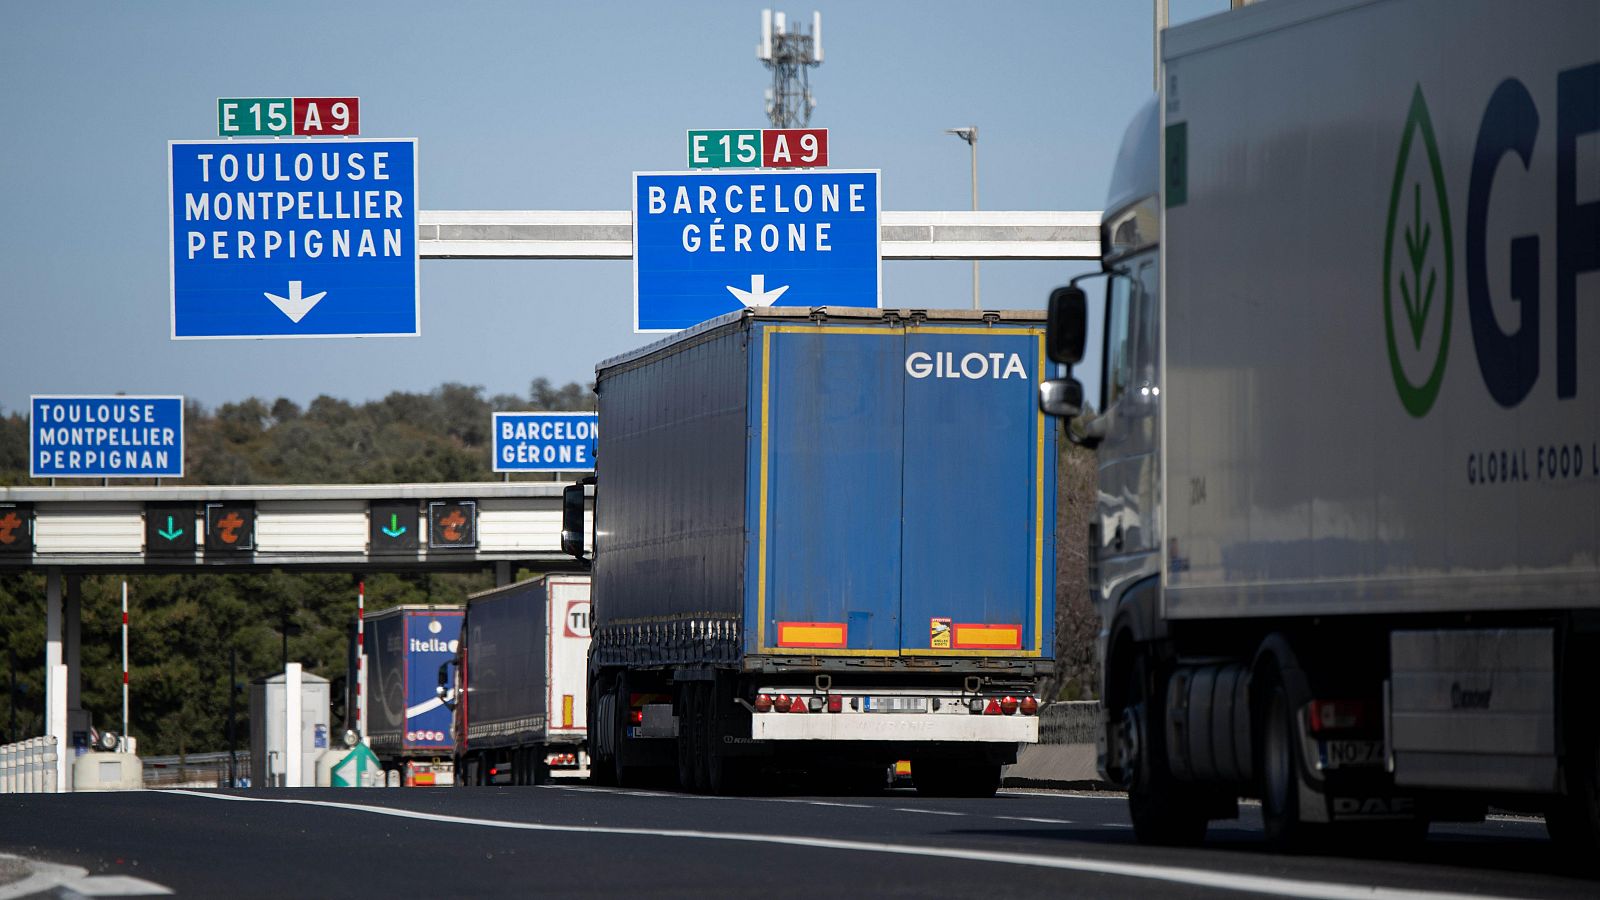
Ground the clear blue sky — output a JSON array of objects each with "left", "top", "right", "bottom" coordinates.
[{"left": 1, "top": 1, "right": 1225, "bottom": 415}]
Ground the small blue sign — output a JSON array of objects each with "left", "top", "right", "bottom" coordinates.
[
  {"left": 633, "top": 169, "right": 881, "bottom": 332},
  {"left": 169, "top": 138, "right": 419, "bottom": 339},
  {"left": 493, "top": 412, "right": 598, "bottom": 473},
  {"left": 30, "top": 395, "right": 184, "bottom": 478}
]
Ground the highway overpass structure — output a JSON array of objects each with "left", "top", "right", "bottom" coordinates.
[{"left": 0, "top": 481, "right": 589, "bottom": 790}]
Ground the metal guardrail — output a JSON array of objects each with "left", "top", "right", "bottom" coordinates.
[
  {"left": 142, "top": 751, "right": 250, "bottom": 788},
  {"left": 0, "top": 737, "right": 60, "bottom": 793},
  {"left": 1037, "top": 701, "right": 1101, "bottom": 745}
]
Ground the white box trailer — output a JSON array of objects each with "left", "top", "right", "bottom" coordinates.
[{"left": 1040, "top": 0, "right": 1600, "bottom": 851}]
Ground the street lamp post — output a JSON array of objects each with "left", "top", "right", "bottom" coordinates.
[{"left": 946, "top": 126, "right": 979, "bottom": 310}]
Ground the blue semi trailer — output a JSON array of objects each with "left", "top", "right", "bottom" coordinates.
[
  {"left": 563, "top": 307, "right": 1055, "bottom": 795},
  {"left": 357, "top": 605, "right": 463, "bottom": 786}
]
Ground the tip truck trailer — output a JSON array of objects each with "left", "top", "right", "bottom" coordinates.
[
  {"left": 1039, "top": 0, "right": 1600, "bottom": 850},
  {"left": 357, "top": 605, "right": 463, "bottom": 786},
  {"left": 563, "top": 306, "right": 1055, "bottom": 795},
  {"left": 445, "top": 575, "right": 592, "bottom": 785}
]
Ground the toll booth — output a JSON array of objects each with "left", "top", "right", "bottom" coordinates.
[{"left": 248, "top": 665, "right": 331, "bottom": 788}]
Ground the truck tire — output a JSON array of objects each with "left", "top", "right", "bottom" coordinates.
[
  {"left": 1547, "top": 717, "right": 1600, "bottom": 854},
  {"left": 531, "top": 745, "right": 551, "bottom": 786},
  {"left": 704, "top": 678, "right": 749, "bottom": 796},
  {"left": 1121, "top": 653, "right": 1209, "bottom": 845},
  {"left": 611, "top": 679, "right": 638, "bottom": 787},
  {"left": 1258, "top": 674, "right": 1316, "bottom": 848},
  {"left": 911, "top": 758, "right": 1000, "bottom": 798},
  {"left": 676, "top": 683, "right": 700, "bottom": 792},
  {"left": 689, "top": 683, "right": 712, "bottom": 792}
]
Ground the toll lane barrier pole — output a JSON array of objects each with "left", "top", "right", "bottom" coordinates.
[{"left": 0, "top": 737, "right": 61, "bottom": 793}]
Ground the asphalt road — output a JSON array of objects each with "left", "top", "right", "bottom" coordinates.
[{"left": 0, "top": 785, "right": 1593, "bottom": 898}]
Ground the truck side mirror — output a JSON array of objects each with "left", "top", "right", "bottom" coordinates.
[
  {"left": 1047, "top": 285, "right": 1088, "bottom": 365},
  {"left": 1039, "top": 377, "right": 1085, "bottom": 418},
  {"left": 436, "top": 660, "right": 457, "bottom": 710},
  {"left": 560, "top": 483, "right": 586, "bottom": 559}
]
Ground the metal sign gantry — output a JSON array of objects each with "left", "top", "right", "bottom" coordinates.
[{"left": 416, "top": 210, "right": 1100, "bottom": 260}]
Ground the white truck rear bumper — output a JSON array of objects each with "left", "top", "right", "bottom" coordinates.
[{"left": 750, "top": 714, "right": 1037, "bottom": 742}]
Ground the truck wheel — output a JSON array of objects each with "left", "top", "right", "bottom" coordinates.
[
  {"left": 611, "top": 680, "right": 637, "bottom": 787},
  {"left": 1122, "top": 654, "right": 1209, "bottom": 845},
  {"left": 531, "top": 745, "right": 550, "bottom": 786},
  {"left": 1259, "top": 675, "right": 1317, "bottom": 848},
  {"left": 704, "top": 679, "right": 749, "bottom": 796},
  {"left": 676, "top": 684, "right": 699, "bottom": 791},
  {"left": 1547, "top": 721, "right": 1600, "bottom": 853},
  {"left": 691, "top": 684, "right": 714, "bottom": 792}
]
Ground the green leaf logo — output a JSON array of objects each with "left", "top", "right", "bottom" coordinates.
[{"left": 1383, "top": 86, "right": 1454, "bottom": 417}]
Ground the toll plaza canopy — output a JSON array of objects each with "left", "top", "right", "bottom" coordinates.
[{"left": 0, "top": 481, "right": 588, "bottom": 572}]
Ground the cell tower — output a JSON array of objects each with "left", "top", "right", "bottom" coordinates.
[{"left": 758, "top": 10, "right": 823, "bottom": 128}]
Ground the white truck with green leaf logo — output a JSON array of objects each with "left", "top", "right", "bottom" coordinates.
[{"left": 1040, "top": 0, "right": 1599, "bottom": 851}]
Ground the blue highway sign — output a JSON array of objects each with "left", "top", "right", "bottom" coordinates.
[
  {"left": 169, "top": 138, "right": 419, "bottom": 339},
  {"left": 493, "top": 412, "right": 598, "bottom": 473},
  {"left": 31, "top": 395, "right": 184, "bottom": 478},
  {"left": 633, "top": 169, "right": 880, "bottom": 332}
]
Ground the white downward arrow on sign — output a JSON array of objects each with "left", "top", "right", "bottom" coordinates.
[
  {"left": 726, "top": 273, "right": 790, "bottom": 308},
  {"left": 263, "top": 280, "right": 328, "bottom": 323}
]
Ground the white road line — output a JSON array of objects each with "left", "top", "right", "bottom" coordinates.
[
  {"left": 0, "top": 855, "right": 171, "bottom": 899},
  {"left": 890, "top": 807, "right": 966, "bottom": 817},
  {"left": 165, "top": 791, "right": 1528, "bottom": 900},
  {"left": 757, "top": 798, "right": 875, "bottom": 809},
  {"left": 994, "top": 815, "right": 1075, "bottom": 825}
]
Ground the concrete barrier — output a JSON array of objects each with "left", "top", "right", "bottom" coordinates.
[
  {"left": 1001, "top": 701, "right": 1112, "bottom": 789},
  {"left": 0, "top": 738, "right": 60, "bottom": 793}
]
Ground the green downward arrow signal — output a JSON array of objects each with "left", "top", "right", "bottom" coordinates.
[
  {"left": 381, "top": 514, "right": 407, "bottom": 538},
  {"left": 156, "top": 516, "right": 184, "bottom": 541}
]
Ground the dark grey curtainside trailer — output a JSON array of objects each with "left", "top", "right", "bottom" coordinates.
[
  {"left": 565, "top": 307, "right": 1056, "bottom": 796},
  {"left": 448, "top": 575, "right": 591, "bottom": 786}
]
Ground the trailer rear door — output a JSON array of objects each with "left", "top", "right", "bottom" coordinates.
[
  {"left": 754, "top": 324, "right": 904, "bottom": 654},
  {"left": 900, "top": 325, "right": 1050, "bottom": 657}
]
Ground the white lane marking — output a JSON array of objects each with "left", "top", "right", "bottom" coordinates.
[
  {"left": 994, "top": 816, "right": 1075, "bottom": 825},
  {"left": 546, "top": 784, "right": 867, "bottom": 810},
  {"left": 890, "top": 807, "right": 966, "bottom": 817},
  {"left": 65, "top": 874, "right": 175, "bottom": 896},
  {"left": 758, "top": 798, "right": 874, "bottom": 809},
  {"left": 0, "top": 855, "right": 171, "bottom": 899},
  {"left": 165, "top": 791, "right": 1528, "bottom": 900}
]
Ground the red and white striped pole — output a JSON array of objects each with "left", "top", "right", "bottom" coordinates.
[
  {"left": 356, "top": 580, "right": 366, "bottom": 741},
  {"left": 121, "top": 580, "right": 129, "bottom": 753}
]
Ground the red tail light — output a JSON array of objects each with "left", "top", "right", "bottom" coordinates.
[
  {"left": 1000, "top": 696, "right": 1019, "bottom": 715},
  {"left": 754, "top": 693, "right": 773, "bottom": 713},
  {"left": 826, "top": 695, "right": 843, "bottom": 713},
  {"left": 773, "top": 694, "right": 792, "bottom": 713},
  {"left": 983, "top": 698, "right": 1003, "bottom": 715},
  {"left": 1020, "top": 696, "right": 1039, "bottom": 716},
  {"left": 1308, "top": 700, "right": 1368, "bottom": 733},
  {"left": 489, "top": 767, "right": 498, "bottom": 776},
  {"left": 628, "top": 709, "right": 643, "bottom": 726}
]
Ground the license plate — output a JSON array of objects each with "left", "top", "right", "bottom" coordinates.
[
  {"left": 1322, "top": 739, "right": 1383, "bottom": 769},
  {"left": 863, "top": 696, "right": 927, "bottom": 714}
]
